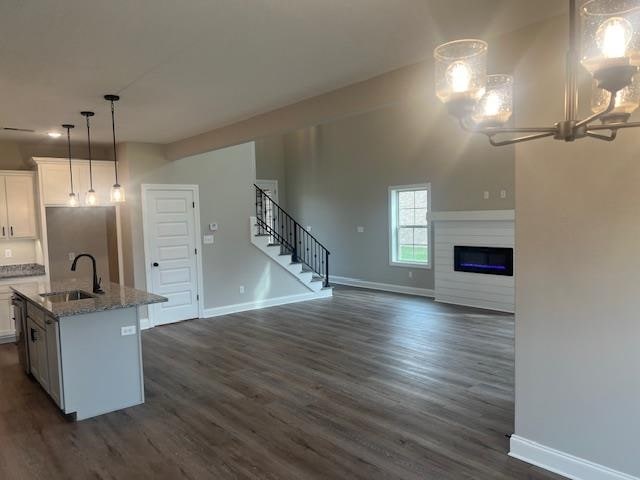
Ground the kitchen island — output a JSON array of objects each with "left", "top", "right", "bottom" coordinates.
[{"left": 11, "top": 279, "right": 167, "bottom": 421}]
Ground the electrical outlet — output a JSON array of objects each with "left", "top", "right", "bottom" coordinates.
[
  {"left": 121, "top": 325, "right": 136, "bottom": 336},
  {"left": 500, "top": 190, "right": 507, "bottom": 199},
  {"left": 68, "top": 252, "right": 75, "bottom": 261},
  {"left": 357, "top": 226, "right": 364, "bottom": 233},
  {"left": 239, "top": 285, "right": 245, "bottom": 294},
  {"left": 4, "top": 249, "right": 11, "bottom": 258},
  {"left": 306, "top": 225, "right": 312, "bottom": 232},
  {"left": 483, "top": 191, "right": 490, "bottom": 200},
  {"left": 203, "top": 234, "right": 214, "bottom": 244},
  {"left": 408, "top": 271, "right": 413, "bottom": 279}
]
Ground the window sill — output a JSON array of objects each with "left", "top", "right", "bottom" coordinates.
[{"left": 390, "top": 261, "right": 431, "bottom": 270}]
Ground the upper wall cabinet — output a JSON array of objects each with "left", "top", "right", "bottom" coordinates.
[
  {"left": 35, "top": 158, "right": 120, "bottom": 207},
  {"left": 0, "top": 172, "right": 37, "bottom": 240}
]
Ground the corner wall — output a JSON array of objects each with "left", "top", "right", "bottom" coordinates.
[
  {"left": 118, "top": 141, "right": 308, "bottom": 316},
  {"left": 513, "top": 15, "right": 640, "bottom": 478},
  {"left": 272, "top": 99, "right": 514, "bottom": 291}
]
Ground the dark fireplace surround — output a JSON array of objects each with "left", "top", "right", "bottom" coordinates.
[{"left": 454, "top": 246, "right": 513, "bottom": 276}]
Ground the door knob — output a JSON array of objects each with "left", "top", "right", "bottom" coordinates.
[{"left": 152, "top": 262, "right": 159, "bottom": 267}]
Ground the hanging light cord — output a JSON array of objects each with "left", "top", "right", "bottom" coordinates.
[
  {"left": 110, "top": 99, "right": 119, "bottom": 185},
  {"left": 85, "top": 115, "right": 93, "bottom": 190},
  {"left": 66, "top": 126, "right": 74, "bottom": 194}
]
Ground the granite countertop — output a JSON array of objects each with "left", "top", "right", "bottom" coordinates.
[
  {"left": 11, "top": 278, "right": 167, "bottom": 319},
  {"left": 0, "top": 263, "right": 46, "bottom": 280}
]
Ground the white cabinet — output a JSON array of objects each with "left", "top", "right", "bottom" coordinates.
[
  {"left": 0, "top": 173, "right": 37, "bottom": 239},
  {"left": 39, "top": 163, "right": 77, "bottom": 206},
  {"left": 38, "top": 160, "right": 118, "bottom": 207}
]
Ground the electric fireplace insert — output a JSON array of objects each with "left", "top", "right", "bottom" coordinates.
[{"left": 454, "top": 246, "right": 513, "bottom": 276}]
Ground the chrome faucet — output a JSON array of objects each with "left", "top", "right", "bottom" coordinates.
[{"left": 70, "top": 253, "right": 104, "bottom": 294}]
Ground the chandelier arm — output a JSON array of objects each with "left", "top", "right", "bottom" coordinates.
[
  {"left": 585, "top": 130, "right": 618, "bottom": 141},
  {"left": 458, "top": 115, "right": 558, "bottom": 135},
  {"left": 575, "top": 93, "right": 617, "bottom": 128},
  {"left": 487, "top": 132, "right": 555, "bottom": 147},
  {"left": 587, "top": 121, "right": 640, "bottom": 130},
  {"left": 479, "top": 126, "right": 558, "bottom": 134}
]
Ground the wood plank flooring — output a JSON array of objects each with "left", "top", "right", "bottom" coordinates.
[{"left": 0, "top": 286, "right": 564, "bottom": 479}]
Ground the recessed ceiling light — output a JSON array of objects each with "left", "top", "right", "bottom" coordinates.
[{"left": 47, "top": 131, "right": 62, "bottom": 138}]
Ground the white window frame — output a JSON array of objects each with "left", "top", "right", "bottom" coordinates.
[{"left": 388, "top": 183, "right": 431, "bottom": 269}]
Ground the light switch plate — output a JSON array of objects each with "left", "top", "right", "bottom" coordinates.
[
  {"left": 203, "top": 234, "right": 214, "bottom": 244},
  {"left": 306, "top": 225, "right": 312, "bottom": 232},
  {"left": 357, "top": 226, "right": 364, "bottom": 233},
  {"left": 483, "top": 191, "right": 490, "bottom": 200},
  {"left": 209, "top": 223, "right": 218, "bottom": 231},
  {"left": 500, "top": 190, "right": 507, "bottom": 199},
  {"left": 4, "top": 249, "right": 11, "bottom": 258},
  {"left": 239, "top": 285, "right": 245, "bottom": 294},
  {"left": 121, "top": 325, "right": 136, "bottom": 336}
]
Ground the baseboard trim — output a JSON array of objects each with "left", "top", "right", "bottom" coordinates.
[
  {"left": 509, "top": 435, "right": 638, "bottom": 480},
  {"left": 331, "top": 275, "right": 435, "bottom": 298},
  {"left": 202, "top": 289, "right": 332, "bottom": 319},
  {"left": 0, "top": 331, "right": 16, "bottom": 344},
  {"left": 435, "top": 296, "right": 514, "bottom": 313}
]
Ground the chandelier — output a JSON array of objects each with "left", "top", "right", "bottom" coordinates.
[{"left": 434, "top": 0, "right": 640, "bottom": 146}]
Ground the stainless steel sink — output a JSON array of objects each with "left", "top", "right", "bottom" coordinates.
[{"left": 40, "top": 290, "right": 96, "bottom": 303}]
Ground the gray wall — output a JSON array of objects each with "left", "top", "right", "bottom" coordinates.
[
  {"left": 255, "top": 135, "right": 287, "bottom": 208},
  {"left": 514, "top": 16, "right": 640, "bottom": 477},
  {"left": 46, "top": 207, "right": 115, "bottom": 282},
  {"left": 119, "top": 141, "right": 307, "bottom": 314},
  {"left": 258, "top": 100, "right": 514, "bottom": 291}
]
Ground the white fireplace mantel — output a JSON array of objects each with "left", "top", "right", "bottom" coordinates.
[{"left": 432, "top": 210, "right": 515, "bottom": 313}]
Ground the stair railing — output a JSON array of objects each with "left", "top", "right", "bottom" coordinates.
[{"left": 254, "top": 184, "right": 330, "bottom": 288}]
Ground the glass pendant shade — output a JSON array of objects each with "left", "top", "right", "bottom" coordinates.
[
  {"left": 581, "top": 0, "right": 640, "bottom": 74},
  {"left": 85, "top": 189, "right": 97, "bottom": 206},
  {"left": 110, "top": 184, "right": 125, "bottom": 203},
  {"left": 434, "top": 39, "right": 488, "bottom": 106},
  {"left": 591, "top": 74, "right": 640, "bottom": 117},
  {"left": 472, "top": 74, "right": 514, "bottom": 127},
  {"left": 68, "top": 192, "right": 78, "bottom": 207}
]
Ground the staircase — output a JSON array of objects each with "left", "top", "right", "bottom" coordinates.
[{"left": 250, "top": 184, "right": 331, "bottom": 294}]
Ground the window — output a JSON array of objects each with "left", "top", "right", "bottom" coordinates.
[{"left": 389, "top": 184, "right": 430, "bottom": 268}]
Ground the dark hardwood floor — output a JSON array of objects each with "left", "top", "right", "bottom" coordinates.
[{"left": 0, "top": 286, "right": 564, "bottom": 479}]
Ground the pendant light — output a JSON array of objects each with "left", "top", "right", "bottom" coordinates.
[
  {"left": 104, "top": 94, "right": 125, "bottom": 203},
  {"left": 62, "top": 124, "right": 77, "bottom": 206},
  {"left": 81, "top": 111, "right": 97, "bottom": 206}
]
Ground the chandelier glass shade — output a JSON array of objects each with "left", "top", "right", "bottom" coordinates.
[
  {"left": 472, "top": 74, "right": 514, "bottom": 127},
  {"left": 434, "top": 0, "right": 640, "bottom": 146},
  {"left": 434, "top": 40, "right": 488, "bottom": 106}
]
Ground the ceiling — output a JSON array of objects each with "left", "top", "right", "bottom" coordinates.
[{"left": 0, "top": 0, "right": 566, "bottom": 145}]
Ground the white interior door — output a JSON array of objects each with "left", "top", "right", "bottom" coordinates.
[{"left": 143, "top": 187, "right": 200, "bottom": 326}]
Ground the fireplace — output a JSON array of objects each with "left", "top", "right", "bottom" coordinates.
[{"left": 454, "top": 246, "right": 513, "bottom": 276}]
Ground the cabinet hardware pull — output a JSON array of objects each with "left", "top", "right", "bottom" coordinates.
[
  {"left": 10, "top": 226, "right": 13, "bottom": 236},
  {"left": 1, "top": 226, "right": 4, "bottom": 236}
]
